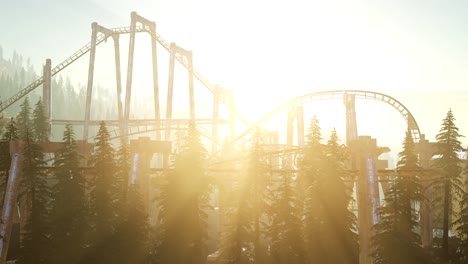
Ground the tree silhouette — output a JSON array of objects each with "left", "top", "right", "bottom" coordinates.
[
  {"left": 32, "top": 99, "right": 49, "bottom": 142},
  {"left": 118, "top": 184, "right": 149, "bottom": 264},
  {"left": 302, "top": 126, "right": 358, "bottom": 263},
  {"left": 432, "top": 109, "right": 464, "bottom": 261},
  {"left": 0, "top": 118, "right": 18, "bottom": 204},
  {"left": 219, "top": 130, "right": 271, "bottom": 263},
  {"left": 321, "top": 129, "right": 358, "bottom": 263},
  {"left": 159, "top": 122, "right": 211, "bottom": 264},
  {"left": 265, "top": 161, "right": 306, "bottom": 264},
  {"left": 300, "top": 117, "right": 326, "bottom": 263},
  {"left": 86, "top": 121, "right": 118, "bottom": 264},
  {"left": 16, "top": 98, "right": 32, "bottom": 140},
  {"left": 454, "top": 163, "right": 468, "bottom": 262},
  {"left": 18, "top": 128, "right": 52, "bottom": 264},
  {"left": 372, "top": 130, "right": 429, "bottom": 264},
  {"left": 49, "top": 124, "right": 87, "bottom": 264}
]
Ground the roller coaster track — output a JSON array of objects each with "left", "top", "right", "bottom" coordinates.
[
  {"left": 0, "top": 24, "right": 251, "bottom": 126},
  {"left": 233, "top": 90, "right": 422, "bottom": 144}
]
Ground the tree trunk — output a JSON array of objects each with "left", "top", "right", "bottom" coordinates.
[{"left": 442, "top": 179, "right": 450, "bottom": 261}]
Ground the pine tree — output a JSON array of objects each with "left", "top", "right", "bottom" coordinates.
[
  {"left": 18, "top": 128, "right": 52, "bottom": 264},
  {"left": 322, "top": 129, "right": 359, "bottom": 263},
  {"left": 113, "top": 137, "right": 148, "bottom": 264},
  {"left": 1, "top": 118, "right": 18, "bottom": 141},
  {"left": 16, "top": 98, "right": 32, "bottom": 140},
  {"left": 372, "top": 130, "right": 429, "bottom": 264},
  {"left": 432, "top": 109, "right": 464, "bottom": 261},
  {"left": 32, "top": 99, "right": 50, "bottom": 142},
  {"left": 119, "top": 184, "right": 149, "bottom": 264},
  {"left": 454, "top": 162, "right": 468, "bottom": 263},
  {"left": 49, "top": 124, "right": 87, "bottom": 264},
  {"left": 298, "top": 116, "right": 324, "bottom": 190},
  {"left": 218, "top": 190, "right": 254, "bottom": 264},
  {"left": 245, "top": 130, "right": 269, "bottom": 263},
  {"left": 0, "top": 118, "right": 18, "bottom": 202},
  {"left": 86, "top": 121, "right": 118, "bottom": 263},
  {"left": 300, "top": 117, "right": 326, "bottom": 263},
  {"left": 266, "top": 162, "right": 306, "bottom": 264},
  {"left": 218, "top": 130, "right": 268, "bottom": 263},
  {"left": 113, "top": 137, "right": 130, "bottom": 230},
  {"left": 302, "top": 127, "right": 358, "bottom": 263},
  {"left": 159, "top": 122, "right": 211, "bottom": 264}
]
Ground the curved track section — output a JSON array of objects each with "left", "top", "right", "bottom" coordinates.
[
  {"left": 103, "top": 124, "right": 222, "bottom": 148},
  {"left": 234, "top": 90, "right": 422, "bottom": 144}
]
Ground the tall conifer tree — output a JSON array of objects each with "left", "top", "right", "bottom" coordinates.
[
  {"left": 16, "top": 98, "right": 32, "bottom": 140},
  {"left": 118, "top": 184, "right": 149, "bottom": 264},
  {"left": 300, "top": 117, "right": 326, "bottom": 263},
  {"left": 50, "top": 124, "right": 86, "bottom": 264},
  {"left": 32, "top": 99, "right": 49, "bottom": 142},
  {"left": 18, "top": 128, "right": 52, "bottom": 264},
  {"left": 246, "top": 131, "right": 269, "bottom": 263},
  {"left": 432, "top": 109, "right": 464, "bottom": 261},
  {"left": 218, "top": 188, "right": 253, "bottom": 264},
  {"left": 86, "top": 121, "right": 117, "bottom": 263},
  {"left": 159, "top": 122, "right": 211, "bottom": 264},
  {"left": 0, "top": 118, "right": 18, "bottom": 199},
  {"left": 302, "top": 127, "right": 358, "bottom": 263},
  {"left": 322, "top": 129, "right": 358, "bottom": 263},
  {"left": 454, "top": 161, "right": 468, "bottom": 262},
  {"left": 218, "top": 130, "right": 269, "bottom": 263},
  {"left": 372, "top": 130, "right": 429, "bottom": 264},
  {"left": 113, "top": 137, "right": 151, "bottom": 264},
  {"left": 266, "top": 162, "right": 306, "bottom": 264}
]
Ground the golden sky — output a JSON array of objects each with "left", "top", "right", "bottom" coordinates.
[{"left": 2, "top": 0, "right": 468, "bottom": 163}]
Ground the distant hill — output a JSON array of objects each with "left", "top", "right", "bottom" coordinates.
[{"left": 0, "top": 45, "right": 117, "bottom": 140}]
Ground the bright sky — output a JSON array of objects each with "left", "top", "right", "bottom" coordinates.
[{"left": 2, "top": 0, "right": 468, "bottom": 163}]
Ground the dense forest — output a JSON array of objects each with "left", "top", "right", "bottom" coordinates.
[{"left": 1, "top": 48, "right": 468, "bottom": 264}]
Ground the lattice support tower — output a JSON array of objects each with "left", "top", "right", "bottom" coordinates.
[
  {"left": 351, "top": 136, "right": 382, "bottom": 264},
  {"left": 83, "top": 22, "right": 124, "bottom": 165},
  {"left": 286, "top": 105, "right": 305, "bottom": 148},
  {"left": 165, "top": 42, "right": 195, "bottom": 141},
  {"left": 125, "top": 12, "right": 161, "bottom": 139},
  {"left": 296, "top": 105, "right": 304, "bottom": 147},
  {"left": 344, "top": 93, "right": 358, "bottom": 146},
  {"left": 42, "top": 59, "right": 52, "bottom": 126},
  {"left": 212, "top": 85, "right": 221, "bottom": 153}
]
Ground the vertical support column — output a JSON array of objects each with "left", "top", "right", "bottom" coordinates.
[
  {"left": 228, "top": 90, "right": 235, "bottom": 141},
  {"left": 84, "top": 22, "right": 98, "bottom": 142},
  {"left": 296, "top": 105, "right": 304, "bottom": 147},
  {"left": 83, "top": 22, "right": 98, "bottom": 165},
  {"left": 212, "top": 85, "right": 220, "bottom": 154},
  {"left": 165, "top": 43, "right": 176, "bottom": 141},
  {"left": 0, "top": 153, "right": 22, "bottom": 264},
  {"left": 112, "top": 35, "right": 124, "bottom": 138},
  {"left": 356, "top": 136, "right": 380, "bottom": 264},
  {"left": 286, "top": 106, "right": 294, "bottom": 147},
  {"left": 42, "top": 59, "right": 52, "bottom": 124},
  {"left": 124, "top": 12, "right": 137, "bottom": 137},
  {"left": 366, "top": 155, "right": 380, "bottom": 225},
  {"left": 130, "top": 153, "right": 140, "bottom": 185},
  {"left": 344, "top": 93, "right": 358, "bottom": 146},
  {"left": 150, "top": 22, "right": 161, "bottom": 140},
  {"left": 187, "top": 51, "right": 195, "bottom": 121},
  {"left": 416, "top": 134, "right": 434, "bottom": 248}
]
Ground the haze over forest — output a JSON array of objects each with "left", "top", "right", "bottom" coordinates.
[{"left": 2, "top": 1, "right": 468, "bottom": 264}]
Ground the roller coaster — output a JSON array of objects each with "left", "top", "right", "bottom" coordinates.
[{"left": 0, "top": 11, "right": 429, "bottom": 264}]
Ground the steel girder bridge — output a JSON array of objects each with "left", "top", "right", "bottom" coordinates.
[{"left": 0, "top": 11, "right": 427, "bottom": 264}]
